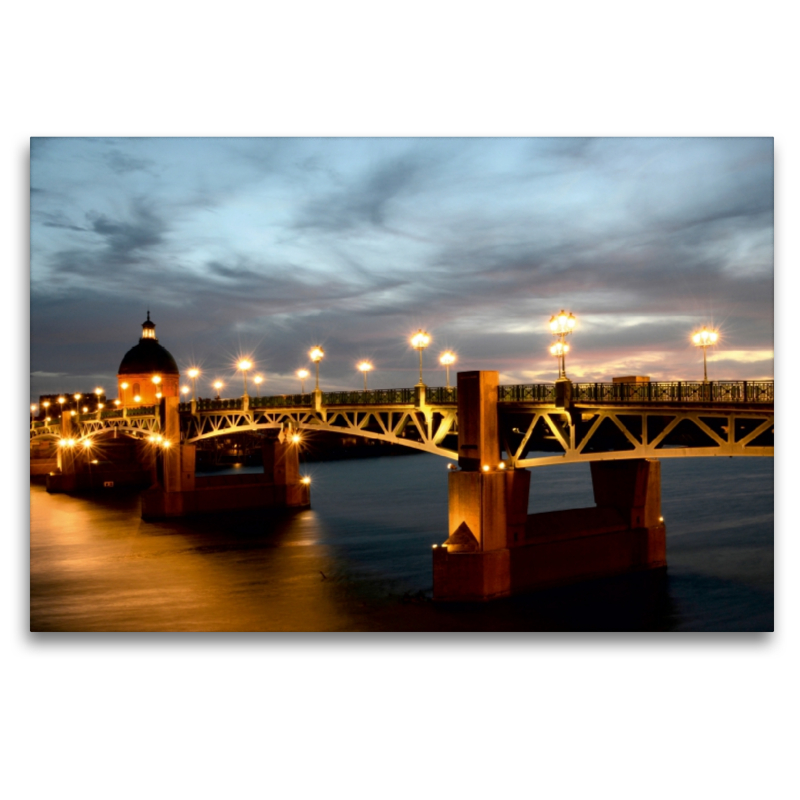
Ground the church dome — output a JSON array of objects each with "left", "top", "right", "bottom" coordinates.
[{"left": 117, "top": 312, "right": 179, "bottom": 376}]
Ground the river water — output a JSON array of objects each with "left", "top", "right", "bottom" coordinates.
[{"left": 29, "top": 454, "right": 773, "bottom": 632}]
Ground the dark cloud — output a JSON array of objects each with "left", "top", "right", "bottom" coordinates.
[{"left": 29, "top": 138, "right": 774, "bottom": 400}]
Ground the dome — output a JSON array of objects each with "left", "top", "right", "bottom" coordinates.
[
  {"left": 118, "top": 340, "right": 179, "bottom": 376},
  {"left": 117, "top": 312, "right": 179, "bottom": 376}
]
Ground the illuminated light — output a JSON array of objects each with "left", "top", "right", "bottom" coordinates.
[
  {"left": 550, "top": 341, "right": 570, "bottom": 356},
  {"left": 439, "top": 352, "right": 456, "bottom": 366},
  {"left": 95, "top": 387, "right": 103, "bottom": 395},
  {"left": 74, "top": 393, "right": 82, "bottom": 401},
  {"left": 155, "top": 435, "right": 163, "bottom": 443},
  {"left": 482, "top": 464, "right": 490, "bottom": 472},
  {"left": 151, "top": 375, "right": 162, "bottom": 385},
  {"left": 114, "top": 400, "right": 121, "bottom": 406},
  {"left": 149, "top": 435, "right": 156, "bottom": 443},
  {"left": 57, "top": 397, "right": 65, "bottom": 404},
  {"left": 233, "top": 463, "right": 241, "bottom": 468},
  {"left": 82, "top": 406, "right": 88, "bottom": 413},
  {"left": 67, "top": 438, "right": 76, "bottom": 447},
  {"left": 70, "top": 410, "right": 76, "bottom": 417},
  {"left": 432, "top": 544, "right": 438, "bottom": 549},
  {"left": 45, "top": 417, "right": 50, "bottom": 423},
  {"left": 254, "top": 375, "right": 263, "bottom": 386},
  {"left": 447, "top": 463, "right": 456, "bottom": 470},
  {"left": 181, "top": 386, "right": 190, "bottom": 395},
  {"left": 155, "top": 392, "right": 162, "bottom": 399},
  {"left": 309, "top": 347, "right": 325, "bottom": 363},
  {"left": 357, "top": 361, "right": 373, "bottom": 390},
  {"left": 411, "top": 330, "right": 431, "bottom": 385},
  {"left": 291, "top": 433, "right": 302, "bottom": 444},
  {"left": 188, "top": 368, "right": 200, "bottom": 379},
  {"left": 498, "top": 462, "right": 506, "bottom": 470},
  {"left": 297, "top": 369, "right": 310, "bottom": 379},
  {"left": 121, "top": 383, "right": 129, "bottom": 390},
  {"left": 162, "top": 440, "right": 171, "bottom": 449},
  {"left": 133, "top": 395, "right": 141, "bottom": 403},
  {"left": 31, "top": 404, "right": 37, "bottom": 412},
  {"left": 91, "top": 460, "right": 99, "bottom": 465},
  {"left": 659, "top": 516, "right": 664, "bottom": 522},
  {"left": 692, "top": 326, "right": 720, "bottom": 382},
  {"left": 300, "top": 476, "right": 311, "bottom": 485},
  {"left": 98, "top": 403, "right": 104, "bottom": 410},
  {"left": 83, "top": 439, "right": 93, "bottom": 449},
  {"left": 237, "top": 359, "right": 252, "bottom": 371},
  {"left": 411, "top": 330, "right": 431, "bottom": 349},
  {"left": 59, "top": 439, "right": 67, "bottom": 447}
]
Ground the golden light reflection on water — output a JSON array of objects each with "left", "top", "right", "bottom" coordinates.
[{"left": 30, "top": 485, "right": 347, "bottom": 631}]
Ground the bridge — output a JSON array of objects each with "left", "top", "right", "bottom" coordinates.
[
  {"left": 31, "top": 373, "right": 774, "bottom": 601},
  {"left": 32, "top": 378, "right": 774, "bottom": 464}
]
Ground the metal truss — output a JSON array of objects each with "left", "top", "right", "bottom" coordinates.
[
  {"left": 30, "top": 396, "right": 774, "bottom": 468},
  {"left": 30, "top": 414, "right": 160, "bottom": 444},
  {"left": 502, "top": 405, "right": 774, "bottom": 468},
  {"left": 183, "top": 405, "right": 459, "bottom": 459}
]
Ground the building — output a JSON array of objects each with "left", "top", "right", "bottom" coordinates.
[{"left": 117, "top": 312, "right": 180, "bottom": 406}]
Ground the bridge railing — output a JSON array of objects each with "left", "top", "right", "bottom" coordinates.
[
  {"left": 498, "top": 384, "right": 557, "bottom": 403},
  {"left": 322, "top": 388, "right": 417, "bottom": 405},
  {"left": 498, "top": 381, "right": 774, "bottom": 404},
  {"left": 173, "top": 380, "right": 773, "bottom": 414}
]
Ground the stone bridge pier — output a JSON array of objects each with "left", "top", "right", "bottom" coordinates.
[
  {"left": 141, "top": 397, "right": 310, "bottom": 520},
  {"left": 433, "top": 371, "right": 666, "bottom": 601}
]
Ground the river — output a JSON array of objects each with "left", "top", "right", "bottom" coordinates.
[{"left": 29, "top": 454, "right": 773, "bottom": 631}]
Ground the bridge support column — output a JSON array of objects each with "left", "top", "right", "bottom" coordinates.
[
  {"left": 433, "top": 371, "right": 667, "bottom": 601},
  {"left": 46, "top": 414, "right": 78, "bottom": 492},
  {"left": 141, "top": 406, "right": 309, "bottom": 520}
]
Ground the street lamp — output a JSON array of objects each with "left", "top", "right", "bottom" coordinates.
[
  {"left": 253, "top": 375, "right": 264, "bottom": 395},
  {"left": 309, "top": 347, "right": 325, "bottom": 391},
  {"left": 439, "top": 351, "right": 456, "bottom": 388},
  {"left": 549, "top": 310, "right": 576, "bottom": 379},
  {"left": 692, "top": 327, "right": 719, "bottom": 382},
  {"left": 181, "top": 386, "right": 190, "bottom": 398},
  {"left": 213, "top": 380, "right": 223, "bottom": 400},
  {"left": 297, "top": 369, "right": 310, "bottom": 394},
  {"left": 30, "top": 404, "right": 37, "bottom": 422},
  {"left": 237, "top": 359, "right": 252, "bottom": 397},
  {"left": 187, "top": 368, "right": 200, "bottom": 402},
  {"left": 73, "top": 393, "right": 82, "bottom": 412},
  {"left": 411, "top": 330, "right": 431, "bottom": 386},
  {"left": 358, "top": 361, "right": 373, "bottom": 391},
  {"left": 57, "top": 396, "right": 65, "bottom": 416}
]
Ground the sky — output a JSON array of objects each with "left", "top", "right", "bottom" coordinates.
[{"left": 29, "top": 137, "right": 774, "bottom": 401}]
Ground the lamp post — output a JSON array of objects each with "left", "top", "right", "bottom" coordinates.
[
  {"left": 30, "top": 404, "right": 37, "bottom": 423},
  {"left": 73, "top": 393, "right": 82, "bottom": 413},
  {"left": 237, "top": 359, "right": 252, "bottom": 397},
  {"left": 57, "top": 396, "right": 65, "bottom": 417},
  {"left": 43, "top": 400, "right": 50, "bottom": 420},
  {"left": 549, "top": 310, "right": 576, "bottom": 379},
  {"left": 297, "top": 369, "right": 309, "bottom": 394},
  {"left": 188, "top": 368, "right": 200, "bottom": 402},
  {"left": 358, "top": 361, "right": 373, "bottom": 391},
  {"left": 439, "top": 351, "right": 456, "bottom": 388},
  {"left": 411, "top": 330, "right": 431, "bottom": 386},
  {"left": 692, "top": 327, "right": 718, "bottom": 383},
  {"left": 95, "top": 387, "right": 103, "bottom": 411},
  {"left": 309, "top": 347, "right": 325, "bottom": 391},
  {"left": 213, "top": 381, "right": 223, "bottom": 400},
  {"left": 253, "top": 375, "right": 263, "bottom": 395}
]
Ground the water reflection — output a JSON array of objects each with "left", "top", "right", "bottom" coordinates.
[{"left": 30, "top": 454, "right": 773, "bottom": 632}]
